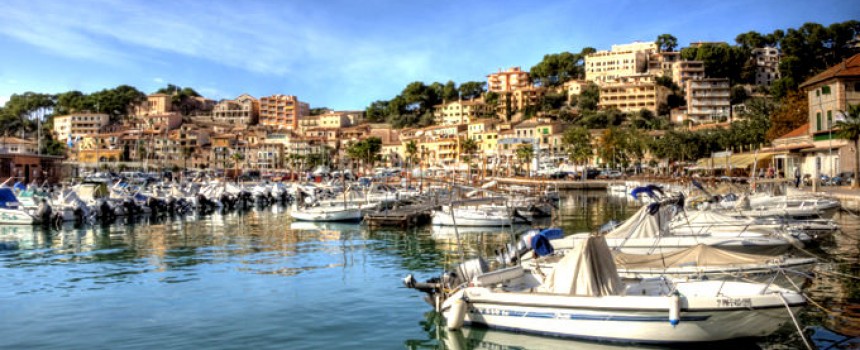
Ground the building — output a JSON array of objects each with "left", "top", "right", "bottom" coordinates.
[
  {"left": 598, "top": 76, "right": 670, "bottom": 113},
  {"left": 752, "top": 46, "right": 781, "bottom": 86},
  {"left": 685, "top": 78, "right": 731, "bottom": 124},
  {"left": 585, "top": 41, "right": 657, "bottom": 85},
  {"left": 52, "top": 113, "right": 110, "bottom": 141},
  {"left": 672, "top": 61, "right": 706, "bottom": 91},
  {"left": 433, "top": 99, "right": 492, "bottom": 125},
  {"left": 798, "top": 53, "right": 860, "bottom": 177},
  {"left": 0, "top": 137, "right": 39, "bottom": 155},
  {"left": 133, "top": 93, "right": 173, "bottom": 117},
  {"left": 258, "top": 94, "right": 310, "bottom": 130},
  {"left": 211, "top": 94, "right": 259, "bottom": 125},
  {"left": 487, "top": 67, "right": 531, "bottom": 93}
]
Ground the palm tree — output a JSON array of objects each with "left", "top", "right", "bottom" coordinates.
[
  {"left": 562, "top": 126, "right": 593, "bottom": 180},
  {"left": 515, "top": 144, "right": 534, "bottom": 178},
  {"left": 835, "top": 104, "right": 860, "bottom": 189},
  {"left": 460, "top": 138, "right": 479, "bottom": 183},
  {"left": 231, "top": 152, "right": 244, "bottom": 179},
  {"left": 405, "top": 140, "right": 418, "bottom": 186}
]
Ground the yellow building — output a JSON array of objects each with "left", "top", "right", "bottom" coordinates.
[
  {"left": 211, "top": 94, "right": 259, "bottom": 125},
  {"left": 259, "top": 94, "right": 310, "bottom": 130},
  {"left": 133, "top": 93, "right": 173, "bottom": 117},
  {"left": 672, "top": 61, "right": 706, "bottom": 91},
  {"left": 53, "top": 113, "right": 110, "bottom": 140},
  {"left": 685, "top": 78, "right": 731, "bottom": 123},
  {"left": 585, "top": 42, "right": 657, "bottom": 85},
  {"left": 598, "top": 76, "right": 670, "bottom": 113},
  {"left": 433, "top": 99, "right": 492, "bottom": 125},
  {"left": 487, "top": 67, "right": 531, "bottom": 92}
]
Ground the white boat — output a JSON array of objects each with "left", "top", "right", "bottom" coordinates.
[
  {"left": 432, "top": 205, "right": 527, "bottom": 226},
  {"left": 607, "top": 183, "right": 627, "bottom": 193},
  {"left": 557, "top": 197, "right": 797, "bottom": 255},
  {"left": 406, "top": 235, "right": 805, "bottom": 344},
  {"left": 719, "top": 193, "right": 841, "bottom": 219},
  {"left": 0, "top": 188, "right": 39, "bottom": 224},
  {"left": 525, "top": 243, "right": 816, "bottom": 287},
  {"left": 289, "top": 201, "right": 377, "bottom": 222}
]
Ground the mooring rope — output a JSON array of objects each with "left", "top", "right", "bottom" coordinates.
[{"left": 778, "top": 293, "right": 813, "bottom": 350}]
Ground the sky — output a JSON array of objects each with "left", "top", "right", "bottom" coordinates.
[{"left": 0, "top": 0, "right": 857, "bottom": 110}]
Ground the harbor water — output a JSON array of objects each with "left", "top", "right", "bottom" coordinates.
[{"left": 1, "top": 191, "right": 857, "bottom": 349}]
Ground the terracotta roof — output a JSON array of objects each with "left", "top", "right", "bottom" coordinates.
[
  {"left": 799, "top": 53, "right": 860, "bottom": 89},
  {"left": 0, "top": 137, "right": 36, "bottom": 145},
  {"left": 776, "top": 123, "right": 810, "bottom": 140}
]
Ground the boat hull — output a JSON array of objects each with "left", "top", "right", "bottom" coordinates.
[
  {"left": 0, "top": 208, "right": 36, "bottom": 225},
  {"left": 444, "top": 285, "right": 804, "bottom": 343},
  {"left": 289, "top": 207, "right": 363, "bottom": 222}
]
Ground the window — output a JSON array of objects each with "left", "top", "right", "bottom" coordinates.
[
  {"left": 827, "top": 111, "right": 833, "bottom": 129},
  {"left": 822, "top": 85, "right": 831, "bottom": 94},
  {"left": 816, "top": 112, "right": 822, "bottom": 131}
]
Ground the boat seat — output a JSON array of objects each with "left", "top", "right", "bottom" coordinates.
[{"left": 473, "top": 266, "right": 524, "bottom": 287}]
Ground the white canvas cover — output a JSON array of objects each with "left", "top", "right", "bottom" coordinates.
[
  {"left": 614, "top": 244, "right": 778, "bottom": 268},
  {"left": 540, "top": 235, "right": 624, "bottom": 296},
  {"left": 604, "top": 203, "right": 672, "bottom": 239}
]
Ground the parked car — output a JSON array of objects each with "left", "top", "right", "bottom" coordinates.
[{"left": 833, "top": 171, "right": 855, "bottom": 186}]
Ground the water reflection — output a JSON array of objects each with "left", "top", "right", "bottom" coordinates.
[{"left": 0, "top": 192, "right": 857, "bottom": 349}]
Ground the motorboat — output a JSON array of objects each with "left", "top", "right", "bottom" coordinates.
[
  {"left": 524, "top": 243, "right": 816, "bottom": 287},
  {"left": 555, "top": 196, "right": 798, "bottom": 255},
  {"left": 404, "top": 235, "right": 805, "bottom": 343},
  {"left": 718, "top": 193, "right": 841, "bottom": 219},
  {"left": 289, "top": 201, "right": 377, "bottom": 222},
  {"left": 0, "top": 188, "right": 40, "bottom": 224},
  {"left": 432, "top": 205, "right": 529, "bottom": 227}
]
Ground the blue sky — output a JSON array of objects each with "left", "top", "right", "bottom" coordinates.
[{"left": 0, "top": 0, "right": 857, "bottom": 110}]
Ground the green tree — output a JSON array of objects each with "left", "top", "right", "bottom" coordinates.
[
  {"left": 460, "top": 138, "right": 479, "bottom": 182},
  {"left": 405, "top": 140, "right": 418, "bottom": 185},
  {"left": 530, "top": 51, "right": 580, "bottom": 86},
  {"left": 365, "top": 100, "right": 389, "bottom": 123},
  {"left": 156, "top": 84, "right": 202, "bottom": 116},
  {"left": 458, "top": 81, "right": 486, "bottom": 100},
  {"left": 656, "top": 34, "right": 678, "bottom": 52},
  {"left": 562, "top": 126, "right": 592, "bottom": 178},
  {"left": 679, "top": 43, "right": 747, "bottom": 83},
  {"left": 515, "top": 144, "right": 534, "bottom": 177},
  {"left": 835, "top": 104, "right": 860, "bottom": 188},
  {"left": 346, "top": 137, "right": 382, "bottom": 173},
  {"left": 441, "top": 80, "right": 459, "bottom": 102},
  {"left": 577, "top": 82, "right": 600, "bottom": 112}
]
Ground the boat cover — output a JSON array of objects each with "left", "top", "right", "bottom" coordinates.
[
  {"left": 540, "top": 235, "right": 623, "bottom": 296},
  {"left": 673, "top": 210, "right": 754, "bottom": 227},
  {"left": 614, "top": 244, "right": 777, "bottom": 268},
  {"left": 604, "top": 203, "right": 672, "bottom": 239},
  {"left": 76, "top": 183, "right": 109, "bottom": 200}
]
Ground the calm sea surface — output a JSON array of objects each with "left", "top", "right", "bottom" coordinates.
[{"left": 0, "top": 191, "right": 857, "bottom": 349}]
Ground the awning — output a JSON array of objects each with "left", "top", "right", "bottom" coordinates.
[
  {"left": 695, "top": 153, "right": 774, "bottom": 169},
  {"left": 801, "top": 146, "right": 841, "bottom": 153}
]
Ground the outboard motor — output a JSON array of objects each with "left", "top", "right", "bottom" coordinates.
[
  {"left": 100, "top": 201, "right": 114, "bottom": 223},
  {"left": 35, "top": 199, "right": 52, "bottom": 224}
]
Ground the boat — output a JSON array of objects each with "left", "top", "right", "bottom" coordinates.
[
  {"left": 556, "top": 196, "right": 797, "bottom": 255},
  {"left": 524, "top": 243, "right": 815, "bottom": 287},
  {"left": 404, "top": 235, "right": 806, "bottom": 344},
  {"left": 718, "top": 193, "right": 841, "bottom": 219},
  {"left": 0, "top": 188, "right": 39, "bottom": 224},
  {"left": 432, "top": 205, "right": 529, "bottom": 227}
]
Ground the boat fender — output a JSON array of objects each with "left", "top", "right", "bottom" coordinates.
[
  {"left": 669, "top": 291, "right": 681, "bottom": 327},
  {"left": 447, "top": 297, "right": 467, "bottom": 330}
]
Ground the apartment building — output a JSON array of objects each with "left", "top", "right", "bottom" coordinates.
[
  {"left": 685, "top": 78, "right": 731, "bottom": 123},
  {"left": 211, "top": 94, "right": 259, "bottom": 125},
  {"left": 258, "top": 94, "right": 310, "bottom": 130},
  {"left": 752, "top": 46, "right": 781, "bottom": 86},
  {"left": 0, "top": 137, "right": 38, "bottom": 154},
  {"left": 53, "top": 113, "right": 110, "bottom": 140},
  {"left": 672, "top": 61, "right": 706, "bottom": 91},
  {"left": 132, "top": 93, "right": 173, "bottom": 117},
  {"left": 798, "top": 53, "right": 860, "bottom": 176},
  {"left": 598, "top": 76, "right": 670, "bottom": 113},
  {"left": 487, "top": 67, "right": 531, "bottom": 92},
  {"left": 433, "top": 99, "right": 492, "bottom": 125},
  {"left": 585, "top": 41, "right": 657, "bottom": 85}
]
